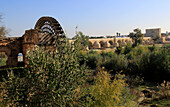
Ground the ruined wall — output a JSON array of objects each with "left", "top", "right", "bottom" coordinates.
[
  {"left": 22, "top": 29, "right": 39, "bottom": 65},
  {"left": 0, "top": 37, "right": 23, "bottom": 67}
]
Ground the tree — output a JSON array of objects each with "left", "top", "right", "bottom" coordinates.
[
  {"left": 73, "top": 31, "right": 89, "bottom": 49},
  {"left": 0, "top": 15, "right": 8, "bottom": 37},
  {"left": 0, "top": 26, "right": 8, "bottom": 37},
  {"left": 152, "top": 36, "right": 160, "bottom": 46},
  {"left": 129, "top": 28, "right": 144, "bottom": 47}
]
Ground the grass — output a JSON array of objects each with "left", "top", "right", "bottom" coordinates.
[
  {"left": 150, "top": 99, "right": 170, "bottom": 107},
  {"left": 89, "top": 48, "right": 115, "bottom": 54}
]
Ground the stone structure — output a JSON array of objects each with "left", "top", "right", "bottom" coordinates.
[
  {"left": 69, "top": 37, "right": 153, "bottom": 49},
  {"left": 0, "top": 16, "right": 164, "bottom": 68},
  {"left": 0, "top": 16, "right": 65, "bottom": 68},
  {"left": 145, "top": 28, "right": 161, "bottom": 39}
]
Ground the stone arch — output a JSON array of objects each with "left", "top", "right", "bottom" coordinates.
[
  {"left": 145, "top": 40, "right": 149, "bottom": 45},
  {"left": 122, "top": 42, "right": 126, "bottom": 46},
  {"left": 117, "top": 40, "right": 122, "bottom": 46},
  {"left": 104, "top": 41, "right": 110, "bottom": 48},
  {"left": 109, "top": 40, "right": 114, "bottom": 46},
  {"left": 99, "top": 41, "right": 105, "bottom": 48},
  {"left": 122, "top": 39, "right": 125, "bottom": 42},
  {"left": 93, "top": 41, "right": 100, "bottom": 48},
  {"left": 0, "top": 46, "right": 11, "bottom": 67},
  {"left": 17, "top": 53, "right": 24, "bottom": 67},
  {"left": 18, "top": 53, "right": 23, "bottom": 62},
  {"left": 88, "top": 41, "right": 93, "bottom": 49},
  {"left": 129, "top": 40, "right": 133, "bottom": 44},
  {"left": 125, "top": 39, "right": 129, "bottom": 43}
]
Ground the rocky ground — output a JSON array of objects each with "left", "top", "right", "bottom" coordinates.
[{"left": 131, "top": 81, "right": 170, "bottom": 107}]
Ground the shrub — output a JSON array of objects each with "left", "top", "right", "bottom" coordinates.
[
  {"left": 88, "top": 69, "right": 137, "bottom": 106},
  {"left": 0, "top": 39, "right": 89, "bottom": 106},
  {"left": 130, "top": 45, "right": 149, "bottom": 57},
  {"left": 124, "top": 43, "right": 133, "bottom": 55},
  {"left": 102, "top": 53, "right": 128, "bottom": 74},
  {"left": 86, "top": 53, "right": 103, "bottom": 69},
  {"left": 115, "top": 46, "right": 124, "bottom": 54},
  {"left": 141, "top": 48, "right": 170, "bottom": 81},
  {"left": 126, "top": 45, "right": 170, "bottom": 81}
]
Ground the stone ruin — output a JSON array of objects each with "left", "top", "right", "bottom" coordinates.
[{"left": 0, "top": 16, "right": 65, "bottom": 68}]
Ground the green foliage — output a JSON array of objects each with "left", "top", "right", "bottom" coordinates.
[
  {"left": 125, "top": 45, "right": 170, "bottom": 81},
  {"left": 115, "top": 46, "right": 124, "bottom": 54},
  {"left": 140, "top": 47, "right": 170, "bottom": 81},
  {"left": 86, "top": 52, "right": 103, "bottom": 69},
  {"left": 124, "top": 43, "right": 133, "bottom": 54},
  {"left": 73, "top": 31, "right": 89, "bottom": 49},
  {"left": 148, "top": 45, "right": 157, "bottom": 52},
  {"left": 102, "top": 53, "right": 128, "bottom": 74},
  {"left": 126, "top": 45, "right": 149, "bottom": 60},
  {"left": 150, "top": 99, "right": 170, "bottom": 107},
  {"left": 0, "top": 39, "right": 89, "bottom": 106},
  {"left": 152, "top": 36, "right": 160, "bottom": 44},
  {"left": 0, "top": 57, "right": 7, "bottom": 67},
  {"left": 85, "top": 45, "right": 170, "bottom": 82},
  {"left": 129, "top": 28, "right": 144, "bottom": 47},
  {"left": 88, "top": 69, "right": 137, "bottom": 107}
]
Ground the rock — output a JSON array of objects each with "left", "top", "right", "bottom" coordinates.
[{"left": 142, "top": 89, "right": 155, "bottom": 98}]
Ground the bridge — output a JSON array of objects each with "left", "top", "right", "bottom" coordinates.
[
  {"left": 69, "top": 37, "right": 153, "bottom": 49},
  {"left": 88, "top": 37, "right": 152, "bottom": 49},
  {"left": 0, "top": 16, "right": 166, "bottom": 68}
]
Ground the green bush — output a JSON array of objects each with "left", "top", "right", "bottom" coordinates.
[
  {"left": 115, "top": 46, "right": 124, "bottom": 54},
  {"left": 102, "top": 53, "right": 128, "bottom": 74},
  {"left": 0, "top": 39, "right": 89, "bottom": 106},
  {"left": 87, "top": 69, "right": 137, "bottom": 107},
  {"left": 86, "top": 53, "right": 102, "bottom": 69},
  {"left": 124, "top": 43, "right": 133, "bottom": 55},
  {"left": 125, "top": 45, "right": 170, "bottom": 82},
  {"left": 141, "top": 48, "right": 170, "bottom": 81}
]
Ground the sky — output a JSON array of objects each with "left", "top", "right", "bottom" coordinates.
[{"left": 0, "top": 0, "right": 170, "bottom": 38}]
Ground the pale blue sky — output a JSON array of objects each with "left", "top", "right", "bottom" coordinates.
[{"left": 1, "top": 0, "right": 170, "bottom": 38}]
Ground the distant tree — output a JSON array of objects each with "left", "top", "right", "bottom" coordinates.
[
  {"left": 129, "top": 28, "right": 144, "bottom": 47},
  {"left": 152, "top": 36, "right": 160, "bottom": 45},
  {"left": 73, "top": 31, "right": 89, "bottom": 49},
  {"left": 0, "top": 26, "right": 8, "bottom": 37},
  {"left": 161, "top": 33, "right": 166, "bottom": 36},
  {"left": 116, "top": 32, "right": 119, "bottom": 37},
  {"left": 0, "top": 15, "right": 8, "bottom": 37},
  {"left": 116, "top": 32, "right": 121, "bottom": 37}
]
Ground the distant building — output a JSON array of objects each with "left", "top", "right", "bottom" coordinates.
[{"left": 145, "top": 28, "right": 161, "bottom": 39}]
